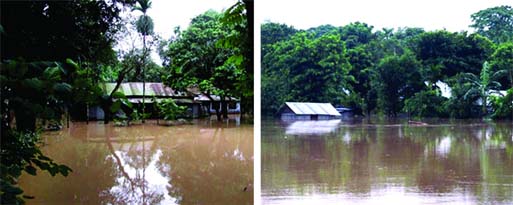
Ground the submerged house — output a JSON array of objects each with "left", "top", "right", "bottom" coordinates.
[
  {"left": 278, "top": 102, "right": 341, "bottom": 120},
  {"left": 88, "top": 83, "right": 240, "bottom": 120},
  {"left": 88, "top": 82, "right": 200, "bottom": 119},
  {"left": 194, "top": 95, "right": 241, "bottom": 114}
]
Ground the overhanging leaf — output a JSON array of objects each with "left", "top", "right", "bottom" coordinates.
[
  {"left": 110, "top": 100, "right": 121, "bottom": 113},
  {"left": 24, "top": 165, "right": 37, "bottom": 175},
  {"left": 112, "top": 91, "right": 126, "bottom": 99},
  {"left": 53, "top": 83, "right": 72, "bottom": 93}
]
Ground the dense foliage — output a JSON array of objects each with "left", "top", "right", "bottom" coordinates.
[
  {"left": 470, "top": 5, "right": 513, "bottom": 44},
  {"left": 0, "top": 1, "right": 136, "bottom": 203},
  {"left": 262, "top": 5, "right": 513, "bottom": 119},
  {"left": 0, "top": 60, "right": 77, "bottom": 203},
  {"left": 161, "top": 4, "right": 252, "bottom": 121},
  {"left": 0, "top": 0, "right": 134, "bottom": 64},
  {"left": 1, "top": 0, "right": 252, "bottom": 203}
]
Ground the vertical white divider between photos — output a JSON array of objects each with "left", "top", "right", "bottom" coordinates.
[{"left": 254, "top": 0, "right": 262, "bottom": 203}]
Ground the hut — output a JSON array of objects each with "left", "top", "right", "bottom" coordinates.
[
  {"left": 194, "top": 94, "right": 241, "bottom": 114},
  {"left": 88, "top": 83, "right": 240, "bottom": 120},
  {"left": 89, "top": 82, "right": 201, "bottom": 120},
  {"left": 278, "top": 102, "right": 341, "bottom": 120}
]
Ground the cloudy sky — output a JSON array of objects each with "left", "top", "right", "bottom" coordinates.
[{"left": 257, "top": 0, "right": 513, "bottom": 31}]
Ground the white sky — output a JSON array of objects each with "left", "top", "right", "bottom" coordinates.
[
  {"left": 120, "top": 0, "right": 513, "bottom": 64},
  {"left": 117, "top": 0, "right": 236, "bottom": 64},
  {"left": 147, "top": 0, "right": 237, "bottom": 41},
  {"left": 257, "top": 0, "right": 513, "bottom": 32}
]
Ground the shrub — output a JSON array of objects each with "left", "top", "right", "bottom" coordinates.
[
  {"left": 490, "top": 88, "right": 513, "bottom": 119},
  {"left": 157, "top": 99, "right": 186, "bottom": 120},
  {"left": 403, "top": 89, "right": 448, "bottom": 118}
]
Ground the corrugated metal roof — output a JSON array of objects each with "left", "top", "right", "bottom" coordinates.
[
  {"left": 285, "top": 102, "right": 341, "bottom": 116},
  {"left": 127, "top": 98, "right": 195, "bottom": 104},
  {"left": 194, "top": 95, "right": 239, "bottom": 102},
  {"left": 102, "top": 83, "right": 188, "bottom": 97}
]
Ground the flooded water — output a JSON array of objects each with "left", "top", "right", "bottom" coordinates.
[
  {"left": 262, "top": 119, "right": 513, "bottom": 205},
  {"left": 19, "top": 119, "right": 253, "bottom": 205}
]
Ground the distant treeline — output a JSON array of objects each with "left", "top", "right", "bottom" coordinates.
[{"left": 262, "top": 5, "right": 513, "bottom": 119}]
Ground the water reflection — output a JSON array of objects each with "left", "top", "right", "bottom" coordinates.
[
  {"left": 284, "top": 120, "right": 341, "bottom": 135},
  {"left": 19, "top": 120, "right": 253, "bottom": 205},
  {"left": 262, "top": 120, "right": 513, "bottom": 204}
]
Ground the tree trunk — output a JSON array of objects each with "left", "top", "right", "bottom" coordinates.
[
  {"left": 221, "top": 96, "right": 228, "bottom": 119},
  {"left": 101, "top": 99, "right": 113, "bottom": 124},
  {"left": 214, "top": 102, "right": 222, "bottom": 121},
  {"left": 142, "top": 34, "right": 146, "bottom": 123},
  {"left": 240, "top": 95, "right": 244, "bottom": 120},
  {"left": 204, "top": 93, "right": 222, "bottom": 121}
]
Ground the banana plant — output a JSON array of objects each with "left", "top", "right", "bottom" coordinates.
[{"left": 462, "top": 61, "right": 505, "bottom": 117}]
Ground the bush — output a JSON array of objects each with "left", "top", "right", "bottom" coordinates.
[
  {"left": 403, "top": 89, "right": 449, "bottom": 118},
  {"left": 157, "top": 99, "right": 187, "bottom": 120},
  {"left": 491, "top": 88, "right": 513, "bottom": 119}
]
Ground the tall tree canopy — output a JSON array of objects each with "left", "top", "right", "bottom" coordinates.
[
  {"left": 262, "top": 5, "right": 512, "bottom": 119},
  {"left": 470, "top": 5, "right": 513, "bottom": 44},
  {"left": 162, "top": 9, "right": 250, "bottom": 120},
  {"left": 416, "top": 31, "right": 494, "bottom": 79},
  {"left": 218, "top": 0, "right": 254, "bottom": 116},
  {"left": 375, "top": 53, "right": 424, "bottom": 116},
  {"left": 262, "top": 31, "right": 352, "bottom": 114},
  {"left": 490, "top": 42, "right": 513, "bottom": 89}
]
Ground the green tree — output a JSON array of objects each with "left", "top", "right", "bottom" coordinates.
[
  {"left": 261, "top": 22, "right": 297, "bottom": 60},
  {"left": 163, "top": 11, "right": 236, "bottom": 121},
  {"left": 262, "top": 31, "right": 353, "bottom": 113},
  {"left": 375, "top": 53, "right": 425, "bottom": 116},
  {"left": 416, "top": 31, "right": 494, "bottom": 80},
  {"left": 133, "top": 0, "right": 154, "bottom": 123},
  {"left": 490, "top": 42, "right": 513, "bottom": 89},
  {"left": 403, "top": 89, "right": 448, "bottom": 118},
  {"left": 339, "top": 22, "right": 376, "bottom": 49},
  {"left": 218, "top": 0, "right": 254, "bottom": 116},
  {"left": 346, "top": 45, "right": 375, "bottom": 115},
  {"left": 470, "top": 5, "right": 513, "bottom": 44}
]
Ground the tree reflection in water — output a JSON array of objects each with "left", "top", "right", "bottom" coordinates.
[
  {"left": 156, "top": 123, "right": 253, "bottom": 205},
  {"left": 262, "top": 120, "right": 513, "bottom": 204},
  {"left": 18, "top": 119, "right": 252, "bottom": 205}
]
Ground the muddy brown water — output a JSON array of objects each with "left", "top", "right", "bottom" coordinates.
[
  {"left": 19, "top": 119, "right": 253, "bottom": 205},
  {"left": 262, "top": 119, "right": 513, "bottom": 205}
]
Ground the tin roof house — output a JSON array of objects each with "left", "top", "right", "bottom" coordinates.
[
  {"left": 278, "top": 102, "right": 341, "bottom": 120},
  {"left": 87, "top": 83, "right": 240, "bottom": 120}
]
